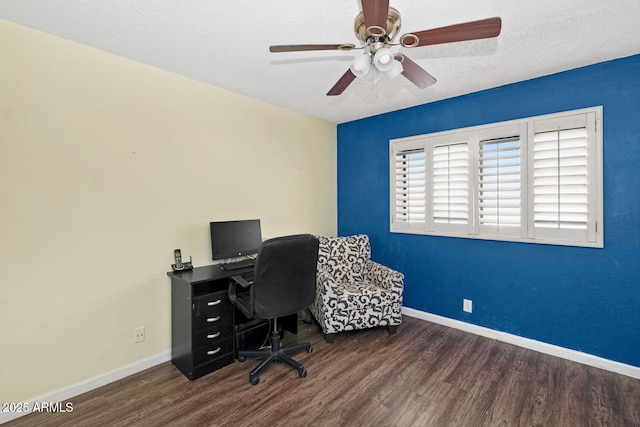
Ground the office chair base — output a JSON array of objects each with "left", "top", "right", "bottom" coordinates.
[{"left": 237, "top": 331, "right": 312, "bottom": 385}]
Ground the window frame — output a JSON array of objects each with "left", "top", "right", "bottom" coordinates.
[{"left": 389, "top": 107, "right": 603, "bottom": 248}]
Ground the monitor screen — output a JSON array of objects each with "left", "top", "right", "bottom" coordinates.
[{"left": 210, "top": 219, "right": 262, "bottom": 260}]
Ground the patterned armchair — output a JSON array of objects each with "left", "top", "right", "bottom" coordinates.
[{"left": 309, "top": 234, "right": 404, "bottom": 343}]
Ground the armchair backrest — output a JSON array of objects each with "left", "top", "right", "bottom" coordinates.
[{"left": 317, "top": 234, "right": 371, "bottom": 282}]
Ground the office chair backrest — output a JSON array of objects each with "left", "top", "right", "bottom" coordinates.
[{"left": 252, "top": 234, "right": 319, "bottom": 319}]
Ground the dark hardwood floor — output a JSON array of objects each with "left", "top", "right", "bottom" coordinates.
[{"left": 7, "top": 316, "right": 640, "bottom": 426}]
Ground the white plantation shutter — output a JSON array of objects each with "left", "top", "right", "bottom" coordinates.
[
  {"left": 432, "top": 143, "right": 469, "bottom": 226},
  {"left": 390, "top": 107, "right": 601, "bottom": 247},
  {"left": 478, "top": 137, "right": 521, "bottom": 233},
  {"left": 533, "top": 128, "right": 589, "bottom": 230},
  {"left": 394, "top": 148, "right": 426, "bottom": 225}
]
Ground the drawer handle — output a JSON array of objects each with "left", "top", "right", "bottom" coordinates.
[
  {"left": 206, "top": 316, "right": 221, "bottom": 323},
  {"left": 207, "top": 332, "right": 221, "bottom": 339},
  {"left": 207, "top": 300, "right": 222, "bottom": 307},
  {"left": 207, "top": 347, "right": 221, "bottom": 356}
]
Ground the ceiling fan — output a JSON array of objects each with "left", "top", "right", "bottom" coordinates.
[{"left": 269, "top": 0, "right": 502, "bottom": 96}]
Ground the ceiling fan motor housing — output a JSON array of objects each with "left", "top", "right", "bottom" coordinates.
[{"left": 354, "top": 7, "right": 402, "bottom": 49}]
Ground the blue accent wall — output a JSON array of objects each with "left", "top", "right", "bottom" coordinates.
[{"left": 336, "top": 54, "right": 640, "bottom": 367}]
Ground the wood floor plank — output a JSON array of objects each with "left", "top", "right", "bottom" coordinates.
[{"left": 6, "top": 316, "right": 640, "bottom": 427}]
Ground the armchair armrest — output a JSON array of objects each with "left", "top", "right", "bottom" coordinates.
[
  {"left": 315, "top": 268, "right": 345, "bottom": 299},
  {"left": 365, "top": 261, "right": 404, "bottom": 296},
  {"left": 315, "top": 268, "right": 335, "bottom": 291}
]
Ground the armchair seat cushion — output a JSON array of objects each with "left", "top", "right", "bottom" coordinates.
[{"left": 327, "top": 280, "right": 400, "bottom": 310}]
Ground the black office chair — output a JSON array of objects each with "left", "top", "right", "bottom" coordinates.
[{"left": 228, "top": 234, "right": 319, "bottom": 385}]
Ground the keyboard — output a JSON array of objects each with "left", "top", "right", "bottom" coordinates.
[{"left": 222, "top": 258, "right": 255, "bottom": 271}]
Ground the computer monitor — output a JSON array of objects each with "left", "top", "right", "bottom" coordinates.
[{"left": 210, "top": 219, "right": 262, "bottom": 261}]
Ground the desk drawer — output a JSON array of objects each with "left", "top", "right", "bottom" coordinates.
[
  {"left": 193, "top": 338, "right": 233, "bottom": 366},
  {"left": 193, "top": 323, "right": 234, "bottom": 349},
  {"left": 193, "top": 291, "right": 232, "bottom": 317},
  {"left": 193, "top": 310, "right": 233, "bottom": 332}
]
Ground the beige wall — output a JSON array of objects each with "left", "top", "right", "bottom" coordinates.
[{"left": 0, "top": 19, "right": 336, "bottom": 402}]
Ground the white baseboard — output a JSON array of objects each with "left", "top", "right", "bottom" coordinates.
[
  {"left": 0, "top": 351, "right": 171, "bottom": 425},
  {"left": 402, "top": 307, "right": 640, "bottom": 380}
]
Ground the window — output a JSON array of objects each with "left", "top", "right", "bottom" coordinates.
[{"left": 390, "top": 107, "right": 603, "bottom": 247}]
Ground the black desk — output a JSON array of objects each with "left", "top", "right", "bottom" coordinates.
[{"left": 167, "top": 264, "right": 296, "bottom": 381}]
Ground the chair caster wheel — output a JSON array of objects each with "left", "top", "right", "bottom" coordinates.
[
  {"left": 299, "top": 367, "right": 307, "bottom": 378},
  {"left": 238, "top": 356, "right": 246, "bottom": 362},
  {"left": 250, "top": 374, "right": 259, "bottom": 385},
  {"left": 307, "top": 344, "right": 313, "bottom": 353}
]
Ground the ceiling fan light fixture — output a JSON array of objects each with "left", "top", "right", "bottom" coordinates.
[
  {"left": 374, "top": 48, "right": 394, "bottom": 71},
  {"left": 385, "top": 58, "right": 404, "bottom": 80},
  {"left": 363, "top": 67, "right": 380, "bottom": 84},
  {"left": 350, "top": 54, "right": 372, "bottom": 77}
]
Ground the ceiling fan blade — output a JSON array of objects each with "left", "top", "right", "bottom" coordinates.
[
  {"left": 327, "top": 69, "right": 357, "bottom": 96},
  {"left": 401, "top": 17, "right": 502, "bottom": 47},
  {"left": 395, "top": 54, "right": 437, "bottom": 89},
  {"left": 270, "top": 44, "right": 356, "bottom": 53},
  {"left": 362, "top": 0, "right": 390, "bottom": 32}
]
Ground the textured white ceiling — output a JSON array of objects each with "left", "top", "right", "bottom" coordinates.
[{"left": 1, "top": 0, "right": 639, "bottom": 124}]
